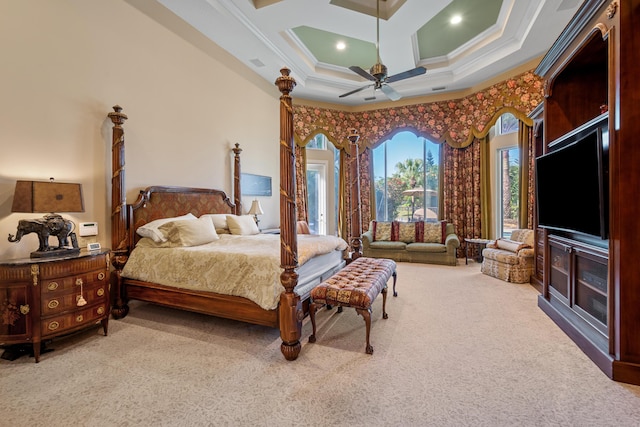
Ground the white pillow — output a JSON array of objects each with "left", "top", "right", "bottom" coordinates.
[
  {"left": 136, "top": 213, "right": 196, "bottom": 243},
  {"left": 200, "top": 213, "right": 232, "bottom": 233},
  {"left": 226, "top": 214, "right": 260, "bottom": 235},
  {"left": 158, "top": 217, "right": 219, "bottom": 247}
]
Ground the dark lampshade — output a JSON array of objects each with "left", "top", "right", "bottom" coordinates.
[{"left": 11, "top": 180, "right": 85, "bottom": 214}]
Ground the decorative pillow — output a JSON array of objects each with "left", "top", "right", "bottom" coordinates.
[
  {"left": 200, "top": 213, "right": 232, "bottom": 233},
  {"left": 158, "top": 217, "right": 219, "bottom": 247},
  {"left": 421, "top": 220, "right": 447, "bottom": 243},
  {"left": 496, "top": 238, "right": 531, "bottom": 253},
  {"left": 136, "top": 213, "right": 196, "bottom": 243},
  {"left": 226, "top": 214, "right": 260, "bottom": 235},
  {"left": 397, "top": 222, "right": 416, "bottom": 243}
]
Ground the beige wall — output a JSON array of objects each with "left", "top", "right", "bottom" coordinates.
[{"left": 0, "top": 0, "right": 283, "bottom": 259}]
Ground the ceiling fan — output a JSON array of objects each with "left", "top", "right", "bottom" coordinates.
[{"left": 339, "top": 0, "right": 426, "bottom": 101}]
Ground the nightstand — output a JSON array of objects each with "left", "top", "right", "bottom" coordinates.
[{"left": 0, "top": 249, "right": 110, "bottom": 362}]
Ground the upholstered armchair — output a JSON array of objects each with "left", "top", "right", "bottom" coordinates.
[{"left": 480, "top": 229, "right": 535, "bottom": 283}]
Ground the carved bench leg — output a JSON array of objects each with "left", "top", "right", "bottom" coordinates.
[
  {"left": 356, "top": 307, "right": 373, "bottom": 354},
  {"left": 392, "top": 271, "right": 398, "bottom": 297},
  {"left": 308, "top": 302, "right": 318, "bottom": 343},
  {"left": 381, "top": 287, "right": 388, "bottom": 320}
]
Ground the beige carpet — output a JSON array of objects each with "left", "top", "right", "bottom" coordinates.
[{"left": 2, "top": 261, "right": 640, "bottom": 426}]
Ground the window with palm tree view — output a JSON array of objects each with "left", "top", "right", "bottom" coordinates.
[{"left": 373, "top": 131, "right": 440, "bottom": 222}]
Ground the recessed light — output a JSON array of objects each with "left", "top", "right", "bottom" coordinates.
[
  {"left": 450, "top": 15, "right": 462, "bottom": 25},
  {"left": 336, "top": 41, "right": 346, "bottom": 50}
]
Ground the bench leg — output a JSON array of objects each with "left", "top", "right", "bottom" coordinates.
[
  {"left": 308, "top": 302, "right": 318, "bottom": 343},
  {"left": 381, "top": 287, "right": 388, "bottom": 320},
  {"left": 392, "top": 271, "right": 398, "bottom": 297},
  {"left": 356, "top": 307, "right": 373, "bottom": 354}
]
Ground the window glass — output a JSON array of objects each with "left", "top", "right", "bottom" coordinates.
[
  {"left": 499, "top": 147, "right": 519, "bottom": 238},
  {"left": 307, "top": 134, "right": 326, "bottom": 150},
  {"left": 498, "top": 112, "right": 519, "bottom": 135},
  {"left": 373, "top": 131, "right": 440, "bottom": 222}
]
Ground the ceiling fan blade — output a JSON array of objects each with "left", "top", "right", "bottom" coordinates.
[
  {"left": 339, "top": 84, "right": 374, "bottom": 98},
  {"left": 349, "top": 65, "right": 377, "bottom": 82},
  {"left": 386, "top": 66, "right": 427, "bottom": 83},
  {"left": 380, "top": 84, "right": 402, "bottom": 101}
]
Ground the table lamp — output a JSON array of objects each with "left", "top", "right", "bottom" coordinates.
[
  {"left": 8, "top": 179, "right": 84, "bottom": 258},
  {"left": 248, "top": 199, "right": 264, "bottom": 230}
]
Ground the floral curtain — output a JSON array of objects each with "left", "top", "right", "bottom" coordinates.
[
  {"left": 294, "top": 144, "right": 308, "bottom": 222},
  {"left": 518, "top": 120, "right": 534, "bottom": 229},
  {"left": 442, "top": 138, "right": 483, "bottom": 258}
]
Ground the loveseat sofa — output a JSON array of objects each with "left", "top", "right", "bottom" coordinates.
[
  {"left": 480, "top": 229, "right": 535, "bottom": 283},
  {"left": 361, "top": 220, "right": 459, "bottom": 266}
]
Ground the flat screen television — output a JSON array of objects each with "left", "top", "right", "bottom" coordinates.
[{"left": 536, "top": 125, "right": 608, "bottom": 240}]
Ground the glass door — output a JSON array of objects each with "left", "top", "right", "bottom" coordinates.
[{"left": 306, "top": 163, "right": 327, "bottom": 235}]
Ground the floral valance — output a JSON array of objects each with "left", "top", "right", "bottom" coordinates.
[{"left": 293, "top": 70, "right": 543, "bottom": 149}]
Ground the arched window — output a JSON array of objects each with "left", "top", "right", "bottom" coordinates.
[{"left": 373, "top": 131, "right": 440, "bottom": 222}]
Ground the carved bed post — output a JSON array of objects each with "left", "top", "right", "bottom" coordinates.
[
  {"left": 232, "top": 143, "right": 242, "bottom": 215},
  {"left": 107, "top": 105, "right": 129, "bottom": 319},
  {"left": 348, "top": 129, "right": 363, "bottom": 259},
  {"left": 275, "top": 67, "right": 301, "bottom": 361}
]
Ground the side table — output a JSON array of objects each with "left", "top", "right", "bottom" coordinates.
[{"left": 465, "top": 238, "right": 493, "bottom": 265}]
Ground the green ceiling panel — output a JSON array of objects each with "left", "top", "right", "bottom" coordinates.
[
  {"left": 417, "top": 0, "right": 503, "bottom": 59},
  {"left": 292, "top": 26, "right": 377, "bottom": 69}
]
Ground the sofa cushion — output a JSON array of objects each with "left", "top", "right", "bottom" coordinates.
[
  {"left": 406, "top": 242, "right": 446, "bottom": 253},
  {"left": 397, "top": 222, "right": 416, "bottom": 242},
  {"left": 420, "top": 220, "right": 447, "bottom": 243},
  {"left": 482, "top": 248, "right": 521, "bottom": 265},
  {"left": 369, "top": 241, "right": 407, "bottom": 250},
  {"left": 371, "top": 221, "right": 399, "bottom": 241}
]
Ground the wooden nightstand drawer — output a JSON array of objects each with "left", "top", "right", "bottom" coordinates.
[
  {"left": 41, "top": 303, "right": 109, "bottom": 337},
  {"left": 41, "top": 269, "right": 108, "bottom": 294},
  {"left": 41, "top": 282, "right": 108, "bottom": 315}
]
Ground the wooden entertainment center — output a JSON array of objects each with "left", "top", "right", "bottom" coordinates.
[{"left": 534, "top": 0, "right": 640, "bottom": 385}]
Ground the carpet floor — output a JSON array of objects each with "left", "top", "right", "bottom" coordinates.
[{"left": 2, "top": 261, "right": 639, "bottom": 426}]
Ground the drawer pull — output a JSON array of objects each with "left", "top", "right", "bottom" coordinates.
[
  {"left": 47, "top": 300, "right": 59, "bottom": 309},
  {"left": 97, "top": 306, "right": 105, "bottom": 315},
  {"left": 47, "top": 282, "right": 59, "bottom": 291},
  {"left": 98, "top": 272, "right": 106, "bottom": 280},
  {"left": 97, "top": 288, "right": 105, "bottom": 297},
  {"left": 48, "top": 321, "right": 59, "bottom": 331},
  {"left": 76, "top": 315, "right": 84, "bottom": 323},
  {"left": 20, "top": 304, "right": 30, "bottom": 315},
  {"left": 76, "top": 278, "right": 83, "bottom": 286}
]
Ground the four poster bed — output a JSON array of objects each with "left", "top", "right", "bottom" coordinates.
[{"left": 108, "top": 69, "right": 347, "bottom": 360}]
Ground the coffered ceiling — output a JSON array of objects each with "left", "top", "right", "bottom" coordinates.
[{"left": 150, "top": 0, "right": 582, "bottom": 106}]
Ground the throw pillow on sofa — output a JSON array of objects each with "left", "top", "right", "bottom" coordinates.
[
  {"left": 371, "top": 221, "right": 399, "bottom": 241},
  {"left": 419, "top": 220, "right": 447, "bottom": 244}
]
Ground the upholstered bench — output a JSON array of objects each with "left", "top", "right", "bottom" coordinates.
[{"left": 308, "top": 257, "right": 397, "bottom": 354}]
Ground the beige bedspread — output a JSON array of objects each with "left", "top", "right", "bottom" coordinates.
[{"left": 121, "top": 234, "right": 348, "bottom": 310}]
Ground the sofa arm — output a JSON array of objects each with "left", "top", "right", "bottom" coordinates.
[
  {"left": 362, "top": 231, "right": 373, "bottom": 249},
  {"left": 445, "top": 233, "right": 460, "bottom": 250},
  {"left": 518, "top": 248, "right": 535, "bottom": 258}
]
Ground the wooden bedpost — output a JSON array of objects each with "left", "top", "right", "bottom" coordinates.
[
  {"left": 107, "top": 105, "right": 130, "bottom": 319},
  {"left": 275, "top": 67, "right": 301, "bottom": 361},
  {"left": 232, "top": 143, "right": 242, "bottom": 215},
  {"left": 348, "top": 129, "right": 363, "bottom": 260}
]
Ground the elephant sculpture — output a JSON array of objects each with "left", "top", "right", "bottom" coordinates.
[{"left": 8, "top": 214, "right": 74, "bottom": 252}]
